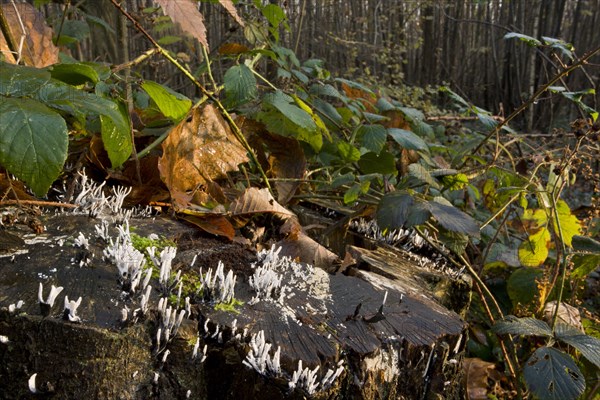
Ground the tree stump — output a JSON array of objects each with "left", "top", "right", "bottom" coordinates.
[{"left": 0, "top": 213, "right": 469, "bottom": 399}]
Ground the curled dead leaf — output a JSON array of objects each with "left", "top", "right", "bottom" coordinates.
[{"left": 158, "top": 104, "right": 248, "bottom": 209}]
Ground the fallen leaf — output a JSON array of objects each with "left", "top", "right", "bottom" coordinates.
[
  {"left": 463, "top": 357, "right": 496, "bottom": 400},
  {"left": 181, "top": 213, "right": 235, "bottom": 241},
  {"left": 0, "top": 3, "right": 59, "bottom": 67},
  {"left": 155, "top": 0, "right": 208, "bottom": 49},
  {"left": 277, "top": 218, "right": 340, "bottom": 272},
  {"left": 229, "top": 187, "right": 295, "bottom": 223},
  {"left": 158, "top": 104, "right": 249, "bottom": 209}
]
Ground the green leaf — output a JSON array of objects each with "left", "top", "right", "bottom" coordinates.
[
  {"left": 336, "top": 141, "right": 360, "bottom": 162},
  {"left": 439, "top": 86, "right": 470, "bottom": 109},
  {"left": 56, "top": 19, "right": 90, "bottom": 45},
  {"left": 492, "top": 316, "right": 552, "bottom": 337},
  {"left": 309, "top": 83, "right": 343, "bottom": 100},
  {"left": 376, "top": 191, "right": 415, "bottom": 230},
  {"left": 438, "top": 230, "right": 469, "bottom": 255},
  {"left": 263, "top": 90, "right": 316, "bottom": 131},
  {"left": 441, "top": 173, "right": 469, "bottom": 191},
  {"left": 357, "top": 124, "right": 387, "bottom": 153},
  {"left": 408, "top": 163, "right": 440, "bottom": 189},
  {"left": 48, "top": 62, "right": 100, "bottom": 85},
  {"left": 507, "top": 267, "right": 543, "bottom": 307},
  {"left": 0, "top": 97, "right": 68, "bottom": 196},
  {"left": 335, "top": 78, "right": 374, "bottom": 95},
  {"left": 100, "top": 100, "right": 133, "bottom": 168},
  {"left": 142, "top": 80, "right": 192, "bottom": 122},
  {"left": 477, "top": 112, "right": 498, "bottom": 131},
  {"left": 223, "top": 64, "right": 258, "bottom": 108},
  {"left": 0, "top": 62, "right": 51, "bottom": 96},
  {"left": 84, "top": 14, "right": 116, "bottom": 34},
  {"left": 358, "top": 151, "right": 396, "bottom": 175},
  {"left": 555, "top": 323, "right": 600, "bottom": 368},
  {"left": 571, "top": 254, "right": 600, "bottom": 279},
  {"left": 157, "top": 35, "right": 182, "bottom": 45},
  {"left": 388, "top": 128, "right": 428, "bottom": 152},
  {"left": 523, "top": 347, "right": 585, "bottom": 400},
  {"left": 571, "top": 234, "right": 598, "bottom": 252},
  {"left": 427, "top": 198, "right": 480, "bottom": 237},
  {"left": 542, "top": 36, "right": 574, "bottom": 60},
  {"left": 344, "top": 181, "right": 370, "bottom": 204},
  {"left": 261, "top": 4, "right": 286, "bottom": 28},
  {"left": 504, "top": 32, "right": 542, "bottom": 47}
]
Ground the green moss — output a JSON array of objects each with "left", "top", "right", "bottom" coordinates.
[
  {"left": 214, "top": 298, "right": 244, "bottom": 314},
  {"left": 130, "top": 233, "right": 176, "bottom": 273}
]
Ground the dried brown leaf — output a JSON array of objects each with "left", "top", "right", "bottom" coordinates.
[
  {"left": 463, "top": 358, "right": 496, "bottom": 400},
  {"left": 0, "top": 3, "right": 59, "bottom": 67},
  {"left": 158, "top": 104, "right": 249, "bottom": 209},
  {"left": 229, "top": 187, "right": 295, "bottom": 219},
  {"left": 277, "top": 218, "right": 340, "bottom": 273},
  {"left": 155, "top": 0, "right": 208, "bottom": 49},
  {"left": 218, "top": 0, "right": 245, "bottom": 27},
  {"left": 218, "top": 43, "right": 249, "bottom": 55},
  {"left": 181, "top": 214, "right": 235, "bottom": 241}
]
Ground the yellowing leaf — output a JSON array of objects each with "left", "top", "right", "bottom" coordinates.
[
  {"left": 552, "top": 200, "right": 582, "bottom": 247},
  {"left": 155, "top": 0, "right": 208, "bottom": 49},
  {"left": 519, "top": 228, "right": 551, "bottom": 267}
]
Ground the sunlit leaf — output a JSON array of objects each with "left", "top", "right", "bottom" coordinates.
[
  {"left": 142, "top": 80, "right": 192, "bottom": 122},
  {"left": 518, "top": 228, "right": 550, "bottom": 267}
]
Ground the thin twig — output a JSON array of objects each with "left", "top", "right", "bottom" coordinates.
[{"left": 0, "top": 200, "right": 78, "bottom": 208}]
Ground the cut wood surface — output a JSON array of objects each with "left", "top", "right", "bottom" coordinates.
[{"left": 0, "top": 213, "right": 468, "bottom": 399}]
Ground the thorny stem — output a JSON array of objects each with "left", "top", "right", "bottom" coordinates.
[
  {"left": 459, "top": 44, "right": 600, "bottom": 170},
  {"left": 109, "top": 0, "right": 272, "bottom": 194}
]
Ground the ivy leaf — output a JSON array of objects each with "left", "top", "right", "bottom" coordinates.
[
  {"left": 357, "top": 124, "right": 387, "bottom": 153},
  {"left": 388, "top": 128, "right": 428, "bottom": 152},
  {"left": 555, "top": 323, "right": 600, "bottom": 368},
  {"left": 518, "top": 228, "right": 551, "bottom": 267},
  {"left": 427, "top": 197, "right": 480, "bottom": 238},
  {"left": 0, "top": 97, "right": 68, "bottom": 196},
  {"left": 223, "top": 64, "right": 257, "bottom": 108},
  {"left": 523, "top": 347, "right": 585, "bottom": 400},
  {"left": 142, "top": 80, "right": 192, "bottom": 121}
]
